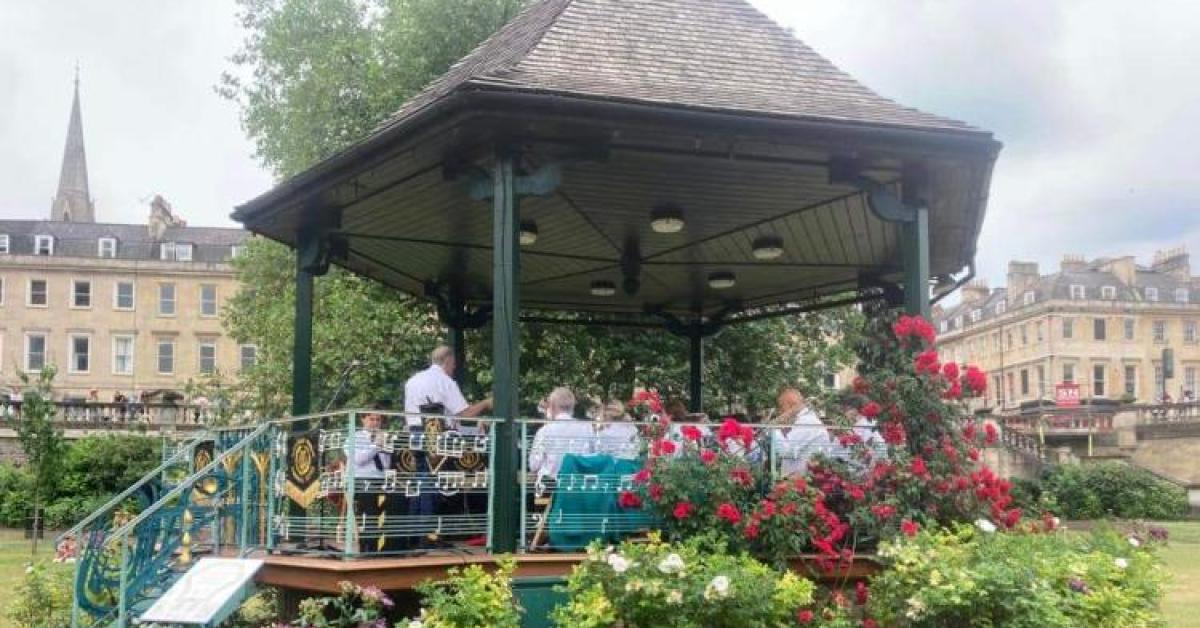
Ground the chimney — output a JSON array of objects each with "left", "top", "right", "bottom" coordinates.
[
  {"left": 147, "top": 195, "right": 184, "bottom": 241},
  {"left": 1100, "top": 256, "right": 1137, "bottom": 286},
  {"left": 1060, "top": 254, "right": 1087, "bottom": 273},
  {"left": 1006, "top": 261, "right": 1040, "bottom": 298},
  {"left": 961, "top": 279, "right": 990, "bottom": 304},
  {"left": 1152, "top": 247, "right": 1191, "bottom": 280}
]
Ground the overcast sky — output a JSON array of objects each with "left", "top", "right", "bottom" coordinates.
[{"left": 2, "top": 0, "right": 1198, "bottom": 292}]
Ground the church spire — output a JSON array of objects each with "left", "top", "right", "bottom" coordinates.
[{"left": 51, "top": 65, "right": 94, "bottom": 222}]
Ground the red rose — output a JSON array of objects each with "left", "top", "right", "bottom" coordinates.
[
  {"left": 797, "top": 609, "right": 814, "bottom": 624},
  {"left": 942, "top": 362, "right": 960, "bottom": 380},
  {"left": 893, "top": 315, "right": 936, "bottom": 346},
  {"left": 617, "top": 491, "right": 642, "bottom": 509},
  {"left": 700, "top": 449, "right": 717, "bottom": 464},
  {"left": 863, "top": 619, "right": 879, "bottom": 628},
  {"left": 760, "top": 500, "right": 777, "bottom": 518},
  {"left": 963, "top": 366, "right": 988, "bottom": 395},
  {"left": 871, "top": 504, "right": 896, "bottom": 520},
  {"left": 968, "top": 448, "right": 980, "bottom": 461},
  {"left": 680, "top": 425, "right": 702, "bottom": 441},
  {"left": 855, "top": 581, "right": 869, "bottom": 605},
  {"left": 901, "top": 519, "right": 920, "bottom": 537},
  {"left": 648, "top": 483, "right": 664, "bottom": 502},
  {"left": 744, "top": 522, "right": 760, "bottom": 539},
  {"left": 882, "top": 421, "right": 906, "bottom": 445},
  {"left": 943, "top": 380, "right": 963, "bottom": 399},
  {"left": 852, "top": 376, "right": 870, "bottom": 394},
  {"left": 672, "top": 502, "right": 695, "bottom": 520},
  {"left": 793, "top": 477, "right": 808, "bottom": 492},
  {"left": 963, "top": 423, "right": 977, "bottom": 440},
  {"left": 730, "top": 467, "right": 754, "bottom": 486},
  {"left": 914, "top": 349, "right": 941, "bottom": 375},
  {"left": 910, "top": 456, "right": 929, "bottom": 478},
  {"left": 633, "top": 468, "right": 651, "bottom": 484},
  {"left": 652, "top": 439, "right": 677, "bottom": 456},
  {"left": 984, "top": 423, "right": 998, "bottom": 445},
  {"left": 716, "top": 502, "right": 742, "bottom": 524},
  {"left": 860, "top": 401, "right": 881, "bottom": 418}
]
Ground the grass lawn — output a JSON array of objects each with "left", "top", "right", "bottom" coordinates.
[
  {"left": 1160, "top": 521, "right": 1200, "bottom": 627},
  {"left": 0, "top": 528, "right": 66, "bottom": 627}
]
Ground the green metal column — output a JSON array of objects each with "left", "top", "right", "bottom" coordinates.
[
  {"left": 293, "top": 231, "right": 317, "bottom": 416},
  {"left": 903, "top": 206, "right": 930, "bottom": 318},
  {"left": 688, "top": 329, "right": 703, "bottom": 413},
  {"left": 491, "top": 148, "right": 521, "bottom": 553}
]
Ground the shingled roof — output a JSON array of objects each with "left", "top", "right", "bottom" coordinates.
[{"left": 375, "top": 0, "right": 980, "bottom": 139}]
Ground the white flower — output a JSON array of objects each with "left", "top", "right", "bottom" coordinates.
[
  {"left": 607, "top": 553, "right": 632, "bottom": 574},
  {"left": 975, "top": 518, "right": 997, "bottom": 534},
  {"left": 24, "top": 566, "right": 33, "bottom": 574},
  {"left": 1114, "top": 558, "right": 1129, "bottom": 570},
  {"left": 1128, "top": 537, "right": 1141, "bottom": 548},
  {"left": 1052, "top": 517, "right": 1062, "bottom": 529},
  {"left": 407, "top": 620, "right": 423, "bottom": 628},
  {"left": 905, "top": 596, "right": 926, "bottom": 620},
  {"left": 666, "top": 590, "right": 683, "bottom": 605},
  {"left": 657, "top": 553, "right": 685, "bottom": 574},
  {"left": 704, "top": 575, "right": 731, "bottom": 600}
]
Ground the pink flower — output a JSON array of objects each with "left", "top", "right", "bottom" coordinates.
[
  {"left": 893, "top": 315, "right": 936, "bottom": 346},
  {"left": 618, "top": 491, "right": 642, "bottom": 509},
  {"left": 652, "top": 439, "right": 677, "bottom": 456},
  {"left": 901, "top": 519, "right": 920, "bottom": 537},
  {"left": 716, "top": 502, "right": 742, "bottom": 524},
  {"left": 855, "top": 581, "right": 869, "bottom": 605},
  {"left": 700, "top": 449, "right": 717, "bottom": 464},
  {"left": 649, "top": 484, "right": 664, "bottom": 502},
  {"left": 942, "top": 362, "right": 960, "bottom": 380},
  {"left": 672, "top": 502, "right": 695, "bottom": 520},
  {"left": 730, "top": 467, "right": 754, "bottom": 487},
  {"left": 680, "top": 425, "right": 702, "bottom": 441},
  {"left": 910, "top": 456, "right": 929, "bottom": 479},
  {"left": 914, "top": 350, "right": 941, "bottom": 375},
  {"left": 797, "top": 609, "right": 814, "bottom": 624},
  {"left": 963, "top": 366, "right": 988, "bottom": 395},
  {"left": 871, "top": 504, "right": 896, "bottom": 520},
  {"left": 882, "top": 421, "right": 906, "bottom": 445},
  {"left": 863, "top": 619, "right": 879, "bottom": 628},
  {"left": 633, "top": 468, "right": 651, "bottom": 484},
  {"left": 984, "top": 423, "right": 998, "bottom": 445},
  {"left": 860, "top": 401, "right": 881, "bottom": 418}
]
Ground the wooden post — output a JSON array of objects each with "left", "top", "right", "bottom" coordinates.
[{"left": 490, "top": 148, "right": 521, "bottom": 553}]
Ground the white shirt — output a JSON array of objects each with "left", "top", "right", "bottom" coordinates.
[
  {"left": 403, "top": 365, "right": 469, "bottom": 428},
  {"left": 527, "top": 413, "right": 596, "bottom": 479},
  {"left": 349, "top": 429, "right": 392, "bottom": 479},
  {"left": 773, "top": 407, "right": 831, "bottom": 477},
  {"left": 595, "top": 422, "right": 640, "bottom": 459}
]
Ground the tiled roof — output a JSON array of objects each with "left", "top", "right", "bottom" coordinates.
[
  {"left": 0, "top": 220, "right": 246, "bottom": 264},
  {"left": 374, "top": 0, "right": 980, "bottom": 138}
]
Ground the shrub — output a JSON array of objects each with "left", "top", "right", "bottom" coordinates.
[
  {"left": 0, "top": 463, "right": 34, "bottom": 527},
  {"left": 868, "top": 523, "right": 1166, "bottom": 627},
  {"left": 294, "top": 581, "right": 394, "bottom": 627},
  {"left": 1039, "top": 463, "right": 1189, "bottom": 520},
  {"left": 553, "top": 535, "right": 819, "bottom": 628},
  {"left": 412, "top": 559, "right": 521, "bottom": 628},
  {"left": 57, "top": 434, "right": 161, "bottom": 498},
  {"left": 5, "top": 561, "right": 73, "bottom": 628}
]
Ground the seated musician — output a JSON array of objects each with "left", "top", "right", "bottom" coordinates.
[
  {"left": 595, "top": 400, "right": 640, "bottom": 459},
  {"left": 771, "top": 388, "right": 831, "bottom": 477},
  {"left": 528, "top": 387, "right": 595, "bottom": 481}
]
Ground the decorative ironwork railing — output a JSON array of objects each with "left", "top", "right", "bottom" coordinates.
[
  {"left": 1132, "top": 401, "right": 1200, "bottom": 424},
  {"left": 0, "top": 400, "right": 217, "bottom": 428}
]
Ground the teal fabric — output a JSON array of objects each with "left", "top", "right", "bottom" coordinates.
[{"left": 548, "top": 454, "right": 645, "bottom": 549}]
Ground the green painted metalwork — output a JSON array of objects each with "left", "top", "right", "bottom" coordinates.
[
  {"left": 491, "top": 148, "right": 522, "bottom": 553},
  {"left": 293, "top": 232, "right": 317, "bottom": 416},
  {"left": 903, "top": 207, "right": 930, "bottom": 317},
  {"left": 688, "top": 331, "right": 703, "bottom": 412}
]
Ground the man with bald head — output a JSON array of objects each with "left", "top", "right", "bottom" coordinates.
[
  {"left": 772, "top": 387, "right": 830, "bottom": 477},
  {"left": 403, "top": 345, "right": 492, "bottom": 430}
]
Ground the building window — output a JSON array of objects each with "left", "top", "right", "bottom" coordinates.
[
  {"left": 198, "top": 342, "right": 217, "bottom": 375},
  {"left": 1063, "top": 318, "right": 1074, "bottom": 339},
  {"left": 200, "top": 284, "right": 218, "bottom": 317},
  {"left": 159, "top": 283, "right": 176, "bottom": 316},
  {"left": 1036, "top": 365, "right": 1046, "bottom": 397},
  {"left": 1023, "top": 291, "right": 1035, "bottom": 305},
  {"left": 995, "top": 300, "right": 1007, "bottom": 315},
  {"left": 1036, "top": 321, "right": 1044, "bottom": 342},
  {"left": 970, "top": 309, "right": 982, "bottom": 323},
  {"left": 1006, "top": 372, "right": 1015, "bottom": 402},
  {"left": 25, "top": 334, "right": 47, "bottom": 371},
  {"left": 992, "top": 375, "right": 1002, "bottom": 404},
  {"left": 1155, "top": 365, "right": 1164, "bottom": 397},
  {"left": 1093, "top": 318, "right": 1106, "bottom": 341},
  {"left": 939, "top": 320, "right": 948, "bottom": 333},
  {"left": 230, "top": 244, "right": 243, "bottom": 259},
  {"left": 69, "top": 335, "right": 90, "bottom": 374},
  {"left": 34, "top": 235, "right": 54, "bottom": 256},
  {"left": 72, "top": 279, "right": 91, "bottom": 308},
  {"left": 112, "top": 335, "right": 134, "bottom": 375},
  {"left": 1176, "top": 288, "right": 1190, "bottom": 303},
  {"left": 993, "top": 332, "right": 1001, "bottom": 349},
  {"left": 1125, "top": 365, "right": 1137, "bottom": 397},
  {"left": 1153, "top": 320, "right": 1167, "bottom": 343},
  {"left": 0, "top": 234, "right": 8, "bottom": 253},
  {"left": 1101, "top": 286, "right": 1116, "bottom": 299},
  {"left": 1020, "top": 369, "right": 1030, "bottom": 396},
  {"left": 0, "top": 277, "right": 4, "bottom": 306},
  {"left": 1187, "top": 321, "right": 1198, "bottom": 344},
  {"left": 954, "top": 316, "right": 963, "bottom": 329},
  {"left": 1124, "top": 318, "right": 1135, "bottom": 340},
  {"left": 157, "top": 340, "right": 175, "bottom": 374},
  {"left": 1007, "top": 331, "right": 1013, "bottom": 348},
  {"left": 240, "top": 344, "right": 258, "bottom": 371},
  {"left": 1186, "top": 367, "right": 1197, "bottom": 398},
  {"left": 1063, "top": 363, "right": 1075, "bottom": 384},
  {"left": 98, "top": 237, "right": 117, "bottom": 258},
  {"left": 114, "top": 281, "right": 135, "bottom": 310},
  {"left": 161, "top": 242, "right": 194, "bottom": 261},
  {"left": 28, "top": 279, "right": 48, "bottom": 307},
  {"left": 176, "top": 243, "right": 193, "bottom": 261},
  {"left": 1093, "top": 364, "right": 1106, "bottom": 397},
  {"left": 1021, "top": 324, "right": 1028, "bottom": 345},
  {"left": 1146, "top": 287, "right": 1159, "bottom": 302},
  {"left": 1070, "top": 284, "right": 1085, "bottom": 299}
]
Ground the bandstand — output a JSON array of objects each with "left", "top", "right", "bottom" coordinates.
[{"left": 63, "top": 0, "right": 998, "bottom": 625}]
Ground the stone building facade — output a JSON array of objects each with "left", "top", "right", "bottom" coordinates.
[
  {"left": 0, "top": 77, "right": 249, "bottom": 400},
  {"left": 934, "top": 250, "right": 1200, "bottom": 411}
]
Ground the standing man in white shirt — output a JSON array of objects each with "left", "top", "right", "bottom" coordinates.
[
  {"left": 528, "top": 387, "right": 596, "bottom": 480},
  {"left": 772, "top": 388, "right": 831, "bottom": 477},
  {"left": 348, "top": 405, "right": 395, "bottom": 553}
]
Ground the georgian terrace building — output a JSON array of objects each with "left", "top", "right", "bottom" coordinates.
[
  {"left": 933, "top": 249, "right": 1200, "bottom": 411},
  {"left": 0, "top": 76, "right": 249, "bottom": 401}
]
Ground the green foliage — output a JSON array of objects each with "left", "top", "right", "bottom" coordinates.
[
  {"left": 0, "top": 464, "right": 35, "bottom": 528},
  {"left": 1038, "top": 462, "right": 1189, "bottom": 520},
  {"left": 413, "top": 559, "right": 522, "bottom": 628},
  {"left": 553, "top": 535, "right": 816, "bottom": 628},
  {"left": 4, "top": 561, "right": 72, "bottom": 628},
  {"left": 869, "top": 524, "right": 1167, "bottom": 627},
  {"left": 295, "top": 581, "right": 395, "bottom": 626},
  {"left": 15, "top": 368, "right": 66, "bottom": 509}
]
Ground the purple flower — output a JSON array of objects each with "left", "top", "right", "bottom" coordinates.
[
  {"left": 1068, "top": 578, "right": 1090, "bottom": 594},
  {"left": 1149, "top": 526, "right": 1169, "bottom": 542}
]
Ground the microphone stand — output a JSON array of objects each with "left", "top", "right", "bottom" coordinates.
[{"left": 302, "top": 360, "right": 362, "bottom": 554}]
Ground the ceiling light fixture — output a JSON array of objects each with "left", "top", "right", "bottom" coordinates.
[
  {"left": 519, "top": 221, "right": 539, "bottom": 246},
  {"left": 590, "top": 280, "right": 617, "bottom": 297},
  {"left": 650, "top": 204, "right": 685, "bottom": 233},
  {"left": 751, "top": 235, "right": 784, "bottom": 260},
  {"left": 707, "top": 271, "right": 736, "bottom": 290}
]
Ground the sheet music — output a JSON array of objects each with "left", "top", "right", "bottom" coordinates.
[
  {"left": 317, "top": 430, "right": 345, "bottom": 454},
  {"left": 436, "top": 472, "right": 466, "bottom": 496}
]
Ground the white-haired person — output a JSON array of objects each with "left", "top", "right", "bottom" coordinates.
[
  {"left": 595, "top": 400, "right": 640, "bottom": 460},
  {"left": 771, "top": 388, "right": 831, "bottom": 477},
  {"left": 528, "top": 387, "right": 596, "bottom": 481}
]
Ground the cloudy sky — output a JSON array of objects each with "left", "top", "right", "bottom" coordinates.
[{"left": 2, "top": 0, "right": 1198, "bottom": 291}]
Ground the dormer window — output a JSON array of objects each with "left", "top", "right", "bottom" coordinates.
[
  {"left": 1023, "top": 291, "right": 1035, "bottom": 306},
  {"left": 1176, "top": 288, "right": 1190, "bottom": 303},
  {"left": 230, "top": 244, "right": 244, "bottom": 259},
  {"left": 0, "top": 234, "right": 8, "bottom": 254},
  {"left": 970, "top": 309, "right": 982, "bottom": 323},
  {"left": 98, "top": 237, "right": 117, "bottom": 258},
  {"left": 161, "top": 242, "right": 194, "bottom": 261},
  {"left": 1101, "top": 286, "right": 1116, "bottom": 299},
  {"left": 995, "top": 300, "right": 1007, "bottom": 315},
  {"left": 1069, "top": 284, "right": 1085, "bottom": 300},
  {"left": 1146, "top": 287, "right": 1159, "bottom": 302},
  {"left": 35, "top": 235, "right": 54, "bottom": 256}
]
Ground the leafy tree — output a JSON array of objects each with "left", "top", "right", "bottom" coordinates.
[{"left": 14, "top": 367, "right": 66, "bottom": 553}]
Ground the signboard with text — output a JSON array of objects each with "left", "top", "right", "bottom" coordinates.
[{"left": 1055, "top": 382, "right": 1081, "bottom": 407}]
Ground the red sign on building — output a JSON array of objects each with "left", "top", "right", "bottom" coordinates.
[{"left": 1055, "top": 383, "right": 1081, "bottom": 407}]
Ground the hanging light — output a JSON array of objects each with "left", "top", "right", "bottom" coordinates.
[
  {"left": 519, "top": 221, "right": 539, "bottom": 246},
  {"left": 650, "top": 204, "right": 685, "bottom": 233},
  {"left": 590, "top": 280, "right": 617, "bottom": 297},
  {"left": 707, "top": 271, "right": 736, "bottom": 290},
  {"left": 751, "top": 235, "right": 784, "bottom": 260}
]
